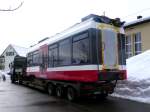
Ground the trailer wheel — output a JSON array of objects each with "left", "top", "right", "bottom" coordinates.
[
  {"left": 47, "top": 84, "right": 55, "bottom": 96},
  {"left": 56, "top": 86, "right": 63, "bottom": 97},
  {"left": 67, "top": 87, "right": 77, "bottom": 101}
]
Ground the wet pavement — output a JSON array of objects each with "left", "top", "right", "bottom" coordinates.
[{"left": 0, "top": 79, "right": 150, "bottom": 112}]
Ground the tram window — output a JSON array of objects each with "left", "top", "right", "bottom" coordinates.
[
  {"left": 27, "top": 53, "right": 33, "bottom": 67},
  {"left": 48, "top": 45, "right": 58, "bottom": 67},
  {"left": 72, "top": 33, "right": 90, "bottom": 64},
  {"left": 59, "top": 39, "right": 71, "bottom": 66},
  {"left": 32, "top": 50, "right": 39, "bottom": 66},
  {"left": 73, "top": 32, "right": 88, "bottom": 42}
]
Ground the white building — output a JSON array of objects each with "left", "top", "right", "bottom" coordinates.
[{"left": 0, "top": 44, "right": 28, "bottom": 72}]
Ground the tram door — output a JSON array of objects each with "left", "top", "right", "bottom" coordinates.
[
  {"left": 102, "top": 29, "right": 118, "bottom": 69},
  {"left": 39, "top": 45, "right": 48, "bottom": 77}
]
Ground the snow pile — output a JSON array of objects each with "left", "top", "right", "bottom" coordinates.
[
  {"left": 0, "top": 70, "right": 10, "bottom": 82},
  {"left": 113, "top": 50, "right": 150, "bottom": 103},
  {"left": 127, "top": 50, "right": 150, "bottom": 80}
]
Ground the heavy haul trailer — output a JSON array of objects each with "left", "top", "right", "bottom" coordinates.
[{"left": 11, "top": 14, "right": 127, "bottom": 101}]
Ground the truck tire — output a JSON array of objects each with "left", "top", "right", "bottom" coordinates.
[
  {"left": 11, "top": 79, "right": 15, "bottom": 83},
  {"left": 67, "top": 87, "right": 77, "bottom": 101},
  {"left": 11, "top": 76, "right": 15, "bottom": 83},
  {"left": 18, "top": 80, "right": 23, "bottom": 85}
]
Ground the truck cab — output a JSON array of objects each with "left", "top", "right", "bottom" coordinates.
[{"left": 10, "top": 56, "right": 27, "bottom": 84}]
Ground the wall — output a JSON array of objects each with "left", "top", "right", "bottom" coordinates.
[
  {"left": 0, "top": 57, "right": 5, "bottom": 70},
  {"left": 125, "top": 22, "right": 150, "bottom": 52},
  {"left": 3, "top": 46, "right": 17, "bottom": 72}
]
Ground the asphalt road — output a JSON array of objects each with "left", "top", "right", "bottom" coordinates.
[{"left": 0, "top": 79, "right": 150, "bottom": 112}]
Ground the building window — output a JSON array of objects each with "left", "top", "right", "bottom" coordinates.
[
  {"left": 118, "top": 34, "right": 126, "bottom": 65},
  {"left": 0, "top": 57, "right": 5, "bottom": 63},
  {"left": 134, "top": 32, "right": 142, "bottom": 55},
  {"left": 59, "top": 39, "right": 71, "bottom": 66},
  {"left": 125, "top": 35, "right": 132, "bottom": 58},
  {"left": 72, "top": 32, "right": 90, "bottom": 64},
  {"left": 6, "top": 52, "right": 14, "bottom": 56},
  {"left": 48, "top": 44, "right": 58, "bottom": 67}
]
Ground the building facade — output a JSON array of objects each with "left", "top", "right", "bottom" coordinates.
[
  {"left": 125, "top": 17, "right": 150, "bottom": 59},
  {"left": 0, "top": 44, "right": 28, "bottom": 72},
  {"left": 0, "top": 56, "right": 5, "bottom": 70}
]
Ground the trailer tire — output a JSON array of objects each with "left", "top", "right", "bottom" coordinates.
[
  {"left": 47, "top": 83, "right": 55, "bottom": 96},
  {"left": 56, "top": 86, "right": 63, "bottom": 98},
  {"left": 67, "top": 87, "right": 77, "bottom": 101}
]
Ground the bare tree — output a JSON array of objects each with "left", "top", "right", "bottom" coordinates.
[{"left": 0, "top": 1, "right": 23, "bottom": 11}]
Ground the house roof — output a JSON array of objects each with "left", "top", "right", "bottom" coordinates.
[
  {"left": 11, "top": 44, "right": 28, "bottom": 57},
  {"left": 1, "top": 44, "right": 28, "bottom": 57},
  {"left": 124, "top": 16, "right": 150, "bottom": 28}
]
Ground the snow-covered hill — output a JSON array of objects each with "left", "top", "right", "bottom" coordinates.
[{"left": 113, "top": 50, "right": 150, "bottom": 103}]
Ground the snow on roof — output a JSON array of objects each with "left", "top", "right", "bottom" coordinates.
[
  {"left": 124, "top": 16, "right": 150, "bottom": 28},
  {"left": 11, "top": 44, "right": 28, "bottom": 57}
]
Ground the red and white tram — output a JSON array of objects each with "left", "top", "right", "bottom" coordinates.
[{"left": 12, "top": 14, "right": 127, "bottom": 101}]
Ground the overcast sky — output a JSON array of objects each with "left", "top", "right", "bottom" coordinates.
[{"left": 0, "top": 0, "right": 149, "bottom": 54}]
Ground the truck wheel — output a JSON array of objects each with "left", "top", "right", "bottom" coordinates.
[
  {"left": 19, "top": 80, "right": 22, "bottom": 85},
  {"left": 67, "top": 87, "right": 76, "bottom": 101},
  {"left": 48, "top": 84, "right": 55, "bottom": 96},
  {"left": 56, "top": 86, "right": 63, "bottom": 97},
  {"left": 11, "top": 79, "right": 15, "bottom": 83},
  {"left": 11, "top": 77, "right": 15, "bottom": 83},
  {"left": 18, "top": 78, "right": 23, "bottom": 85}
]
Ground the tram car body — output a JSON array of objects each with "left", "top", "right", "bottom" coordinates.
[
  {"left": 12, "top": 14, "right": 126, "bottom": 101},
  {"left": 27, "top": 14, "right": 126, "bottom": 82}
]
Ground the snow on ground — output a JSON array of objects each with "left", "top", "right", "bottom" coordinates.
[
  {"left": 113, "top": 50, "right": 150, "bottom": 103},
  {"left": 0, "top": 70, "right": 10, "bottom": 82}
]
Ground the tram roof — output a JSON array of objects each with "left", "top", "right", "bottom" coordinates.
[{"left": 28, "top": 14, "right": 124, "bottom": 53}]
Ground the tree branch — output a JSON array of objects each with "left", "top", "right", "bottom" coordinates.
[{"left": 0, "top": 1, "right": 24, "bottom": 11}]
